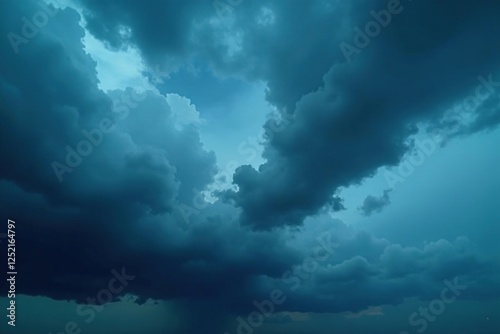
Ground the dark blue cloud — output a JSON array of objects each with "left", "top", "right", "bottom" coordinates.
[{"left": 1, "top": 1, "right": 500, "bottom": 333}]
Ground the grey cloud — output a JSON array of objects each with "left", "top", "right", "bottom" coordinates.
[
  {"left": 224, "top": 0, "right": 500, "bottom": 229},
  {"left": 74, "top": 0, "right": 500, "bottom": 229},
  {"left": 1, "top": 1, "right": 500, "bottom": 333},
  {"left": 359, "top": 189, "right": 392, "bottom": 216}
]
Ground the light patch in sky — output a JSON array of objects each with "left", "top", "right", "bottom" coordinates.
[
  {"left": 82, "top": 33, "right": 151, "bottom": 93},
  {"left": 200, "top": 81, "right": 271, "bottom": 200},
  {"left": 49, "top": 0, "right": 153, "bottom": 93},
  {"left": 80, "top": 22, "right": 204, "bottom": 131},
  {"left": 166, "top": 93, "right": 202, "bottom": 129},
  {"left": 257, "top": 7, "right": 276, "bottom": 26}
]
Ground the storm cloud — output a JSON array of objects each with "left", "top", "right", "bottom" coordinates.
[
  {"left": 1, "top": 1, "right": 500, "bottom": 333},
  {"left": 359, "top": 189, "right": 392, "bottom": 216},
  {"left": 70, "top": 1, "right": 500, "bottom": 230}
]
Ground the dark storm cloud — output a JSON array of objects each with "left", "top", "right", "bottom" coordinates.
[
  {"left": 75, "top": 0, "right": 500, "bottom": 229},
  {"left": 224, "top": 0, "right": 500, "bottom": 229},
  {"left": 0, "top": 6, "right": 307, "bottom": 330},
  {"left": 2, "top": 1, "right": 500, "bottom": 333},
  {"left": 220, "top": 221, "right": 500, "bottom": 321},
  {"left": 0, "top": 0, "right": 228, "bottom": 304},
  {"left": 359, "top": 189, "right": 392, "bottom": 216},
  {"left": 77, "top": 0, "right": 213, "bottom": 68},
  {"left": 0, "top": 0, "right": 218, "bottom": 211},
  {"left": 78, "top": 0, "right": 347, "bottom": 110}
]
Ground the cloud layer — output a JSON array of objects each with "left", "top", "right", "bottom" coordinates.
[{"left": 1, "top": 1, "right": 500, "bottom": 333}]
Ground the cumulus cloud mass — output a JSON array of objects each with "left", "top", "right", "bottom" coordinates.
[{"left": 0, "top": 1, "right": 499, "bottom": 333}]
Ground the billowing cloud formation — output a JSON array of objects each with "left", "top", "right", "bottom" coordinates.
[
  {"left": 75, "top": 0, "right": 500, "bottom": 229},
  {"left": 72, "top": 1, "right": 500, "bottom": 223},
  {"left": 359, "top": 189, "right": 392, "bottom": 216},
  {"left": 1, "top": 1, "right": 500, "bottom": 333},
  {"left": 224, "top": 0, "right": 500, "bottom": 229},
  {"left": 0, "top": 0, "right": 222, "bottom": 304}
]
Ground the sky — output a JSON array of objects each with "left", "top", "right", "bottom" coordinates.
[{"left": 0, "top": 0, "right": 499, "bottom": 333}]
